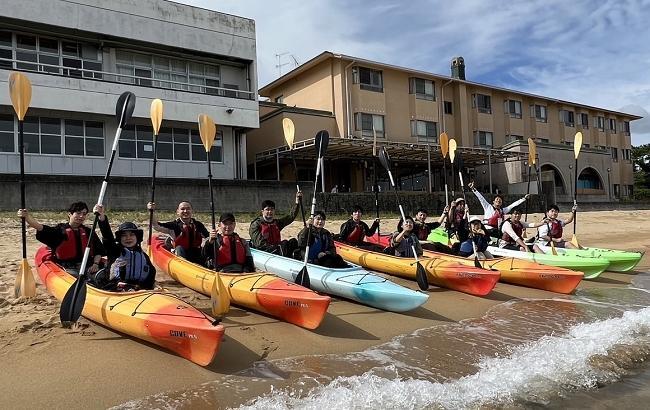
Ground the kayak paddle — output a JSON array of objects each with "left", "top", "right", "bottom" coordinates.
[
  {"left": 9, "top": 72, "right": 36, "bottom": 298},
  {"left": 449, "top": 138, "right": 457, "bottom": 196},
  {"left": 147, "top": 99, "right": 163, "bottom": 255},
  {"left": 457, "top": 156, "right": 482, "bottom": 269},
  {"left": 372, "top": 127, "right": 380, "bottom": 237},
  {"left": 60, "top": 91, "right": 136, "bottom": 325},
  {"left": 297, "top": 130, "right": 330, "bottom": 288},
  {"left": 282, "top": 118, "right": 307, "bottom": 227},
  {"left": 378, "top": 147, "right": 429, "bottom": 291},
  {"left": 571, "top": 131, "right": 582, "bottom": 248},
  {"left": 198, "top": 114, "right": 230, "bottom": 320}
]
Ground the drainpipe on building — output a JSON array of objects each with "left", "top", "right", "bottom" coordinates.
[{"left": 343, "top": 60, "right": 357, "bottom": 138}]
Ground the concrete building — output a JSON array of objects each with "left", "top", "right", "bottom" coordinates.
[
  {"left": 254, "top": 51, "right": 641, "bottom": 203},
  {"left": 0, "top": 0, "right": 259, "bottom": 208}
]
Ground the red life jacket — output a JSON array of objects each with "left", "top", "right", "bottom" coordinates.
[
  {"left": 260, "top": 221, "right": 282, "bottom": 245},
  {"left": 416, "top": 222, "right": 431, "bottom": 240},
  {"left": 547, "top": 220, "right": 563, "bottom": 239},
  {"left": 487, "top": 208, "right": 504, "bottom": 227},
  {"left": 215, "top": 234, "right": 247, "bottom": 267},
  {"left": 453, "top": 209, "right": 465, "bottom": 226},
  {"left": 55, "top": 226, "right": 89, "bottom": 262},
  {"left": 501, "top": 219, "right": 523, "bottom": 243},
  {"left": 346, "top": 223, "right": 364, "bottom": 243},
  {"left": 174, "top": 221, "right": 203, "bottom": 250}
]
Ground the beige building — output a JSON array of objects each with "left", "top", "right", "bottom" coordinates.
[{"left": 251, "top": 51, "right": 641, "bottom": 203}]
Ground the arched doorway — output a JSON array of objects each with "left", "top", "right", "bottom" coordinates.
[
  {"left": 539, "top": 164, "right": 566, "bottom": 204},
  {"left": 577, "top": 167, "right": 604, "bottom": 194}
]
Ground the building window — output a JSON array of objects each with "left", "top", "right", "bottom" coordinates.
[
  {"left": 119, "top": 125, "right": 222, "bottom": 162},
  {"left": 504, "top": 100, "right": 522, "bottom": 118},
  {"left": 409, "top": 78, "right": 435, "bottom": 100},
  {"left": 23, "top": 116, "right": 62, "bottom": 155},
  {"left": 353, "top": 66, "right": 383, "bottom": 92},
  {"left": 410, "top": 120, "right": 437, "bottom": 142},
  {"left": 611, "top": 147, "right": 618, "bottom": 162},
  {"left": 613, "top": 184, "right": 620, "bottom": 198},
  {"left": 624, "top": 121, "right": 630, "bottom": 135},
  {"left": 474, "top": 130, "right": 493, "bottom": 147},
  {"left": 0, "top": 30, "right": 12, "bottom": 70},
  {"left": 64, "top": 119, "right": 104, "bottom": 157},
  {"left": 0, "top": 114, "right": 14, "bottom": 152},
  {"left": 628, "top": 185, "right": 634, "bottom": 197},
  {"left": 580, "top": 113, "right": 589, "bottom": 128},
  {"left": 506, "top": 134, "right": 524, "bottom": 143},
  {"left": 622, "top": 148, "right": 631, "bottom": 161},
  {"left": 473, "top": 94, "right": 491, "bottom": 114},
  {"left": 560, "top": 110, "right": 575, "bottom": 127},
  {"left": 595, "top": 116, "right": 605, "bottom": 131},
  {"left": 609, "top": 118, "right": 617, "bottom": 132},
  {"left": 444, "top": 101, "right": 453, "bottom": 115},
  {"left": 535, "top": 137, "right": 549, "bottom": 143},
  {"left": 354, "top": 113, "right": 385, "bottom": 137},
  {"left": 274, "top": 95, "right": 284, "bottom": 104},
  {"left": 531, "top": 104, "right": 547, "bottom": 122}
]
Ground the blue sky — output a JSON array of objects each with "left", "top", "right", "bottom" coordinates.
[{"left": 180, "top": 0, "right": 650, "bottom": 145}]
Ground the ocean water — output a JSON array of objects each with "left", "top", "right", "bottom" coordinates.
[{"left": 115, "top": 269, "right": 650, "bottom": 410}]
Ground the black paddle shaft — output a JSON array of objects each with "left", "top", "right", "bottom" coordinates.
[
  {"left": 18, "top": 120, "right": 27, "bottom": 259},
  {"left": 573, "top": 157, "right": 578, "bottom": 232},
  {"left": 148, "top": 138, "right": 158, "bottom": 246},
  {"left": 290, "top": 152, "right": 307, "bottom": 227},
  {"left": 524, "top": 165, "right": 532, "bottom": 221}
]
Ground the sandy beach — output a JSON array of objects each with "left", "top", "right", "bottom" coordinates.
[{"left": 0, "top": 210, "right": 648, "bottom": 409}]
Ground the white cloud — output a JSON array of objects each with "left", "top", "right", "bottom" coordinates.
[{"left": 178, "top": 0, "right": 650, "bottom": 145}]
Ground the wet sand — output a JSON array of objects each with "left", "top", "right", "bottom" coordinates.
[{"left": 0, "top": 210, "right": 648, "bottom": 409}]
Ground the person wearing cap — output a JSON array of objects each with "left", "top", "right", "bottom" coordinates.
[
  {"left": 202, "top": 212, "right": 255, "bottom": 272},
  {"left": 339, "top": 205, "right": 380, "bottom": 246},
  {"left": 389, "top": 216, "right": 423, "bottom": 258},
  {"left": 498, "top": 208, "right": 545, "bottom": 252},
  {"left": 413, "top": 206, "right": 449, "bottom": 241},
  {"left": 467, "top": 181, "right": 530, "bottom": 236},
  {"left": 534, "top": 203, "right": 579, "bottom": 251},
  {"left": 297, "top": 211, "right": 347, "bottom": 268},
  {"left": 93, "top": 204, "right": 156, "bottom": 291},
  {"left": 17, "top": 202, "right": 105, "bottom": 277},
  {"left": 458, "top": 216, "right": 493, "bottom": 258},
  {"left": 147, "top": 201, "right": 209, "bottom": 265},
  {"left": 446, "top": 197, "right": 470, "bottom": 242},
  {"left": 249, "top": 191, "right": 302, "bottom": 256}
]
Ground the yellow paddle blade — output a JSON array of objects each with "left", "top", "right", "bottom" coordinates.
[
  {"left": 8, "top": 72, "right": 32, "bottom": 121},
  {"left": 282, "top": 118, "right": 295, "bottom": 149},
  {"left": 198, "top": 114, "right": 217, "bottom": 152},
  {"left": 150, "top": 99, "right": 163, "bottom": 136},
  {"left": 440, "top": 132, "right": 449, "bottom": 158},
  {"left": 527, "top": 138, "right": 537, "bottom": 165},
  {"left": 571, "top": 234, "right": 580, "bottom": 248},
  {"left": 573, "top": 131, "right": 582, "bottom": 159},
  {"left": 14, "top": 258, "right": 36, "bottom": 298},
  {"left": 210, "top": 274, "right": 230, "bottom": 317},
  {"left": 449, "top": 138, "right": 457, "bottom": 163},
  {"left": 550, "top": 240, "right": 558, "bottom": 256}
]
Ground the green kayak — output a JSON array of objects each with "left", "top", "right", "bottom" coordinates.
[
  {"left": 426, "top": 227, "right": 610, "bottom": 279},
  {"left": 535, "top": 244, "right": 643, "bottom": 272}
]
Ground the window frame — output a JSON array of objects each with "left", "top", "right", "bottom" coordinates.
[
  {"left": 354, "top": 66, "right": 383, "bottom": 93},
  {"left": 473, "top": 93, "right": 492, "bottom": 114},
  {"left": 354, "top": 112, "right": 385, "bottom": 138},
  {"left": 409, "top": 77, "right": 435, "bottom": 101},
  {"left": 474, "top": 130, "right": 493, "bottom": 147},
  {"left": 505, "top": 99, "right": 522, "bottom": 119},
  {"left": 410, "top": 120, "right": 438, "bottom": 142}
]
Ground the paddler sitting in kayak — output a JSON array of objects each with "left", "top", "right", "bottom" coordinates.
[
  {"left": 534, "top": 203, "right": 579, "bottom": 252},
  {"left": 18, "top": 202, "right": 105, "bottom": 277},
  {"left": 297, "top": 211, "right": 348, "bottom": 268},
  {"left": 458, "top": 216, "right": 494, "bottom": 258},
  {"left": 339, "top": 205, "right": 380, "bottom": 247},
  {"left": 497, "top": 208, "right": 546, "bottom": 252},
  {"left": 468, "top": 182, "right": 529, "bottom": 238},
  {"left": 446, "top": 198, "right": 469, "bottom": 243},
  {"left": 94, "top": 205, "right": 156, "bottom": 291},
  {"left": 148, "top": 201, "right": 209, "bottom": 265},
  {"left": 249, "top": 192, "right": 302, "bottom": 256},
  {"left": 388, "top": 216, "right": 424, "bottom": 258},
  {"left": 413, "top": 206, "right": 449, "bottom": 241},
  {"left": 202, "top": 212, "right": 255, "bottom": 273}
]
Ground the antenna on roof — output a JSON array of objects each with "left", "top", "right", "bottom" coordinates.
[{"left": 275, "top": 52, "right": 301, "bottom": 77}]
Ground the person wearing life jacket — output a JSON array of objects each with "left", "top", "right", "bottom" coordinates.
[
  {"left": 413, "top": 206, "right": 449, "bottom": 241},
  {"left": 467, "top": 182, "right": 529, "bottom": 237},
  {"left": 534, "top": 203, "right": 578, "bottom": 252},
  {"left": 202, "top": 212, "right": 255, "bottom": 273},
  {"left": 446, "top": 198, "right": 469, "bottom": 243},
  {"left": 389, "top": 216, "right": 424, "bottom": 258},
  {"left": 458, "top": 216, "right": 493, "bottom": 258},
  {"left": 94, "top": 205, "right": 156, "bottom": 291},
  {"left": 249, "top": 192, "right": 302, "bottom": 256},
  {"left": 18, "top": 202, "right": 105, "bottom": 277},
  {"left": 339, "top": 205, "right": 380, "bottom": 246},
  {"left": 297, "top": 211, "right": 348, "bottom": 268},
  {"left": 498, "top": 208, "right": 545, "bottom": 252},
  {"left": 148, "top": 201, "right": 209, "bottom": 264}
]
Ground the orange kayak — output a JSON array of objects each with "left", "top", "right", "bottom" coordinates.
[
  {"left": 151, "top": 235, "right": 330, "bottom": 329},
  {"left": 367, "top": 234, "right": 584, "bottom": 294},
  {"left": 35, "top": 246, "right": 223, "bottom": 366},
  {"left": 334, "top": 241, "right": 500, "bottom": 296}
]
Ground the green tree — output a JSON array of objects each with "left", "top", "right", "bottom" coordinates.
[{"left": 632, "top": 144, "right": 650, "bottom": 199}]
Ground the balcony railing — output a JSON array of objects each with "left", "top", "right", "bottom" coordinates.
[{"left": 0, "top": 57, "right": 255, "bottom": 100}]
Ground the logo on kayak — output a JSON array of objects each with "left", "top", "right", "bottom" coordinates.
[
  {"left": 539, "top": 273, "right": 563, "bottom": 280},
  {"left": 285, "top": 299, "right": 309, "bottom": 308},
  {"left": 457, "top": 272, "right": 479, "bottom": 278},
  {"left": 170, "top": 329, "right": 198, "bottom": 339}
]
